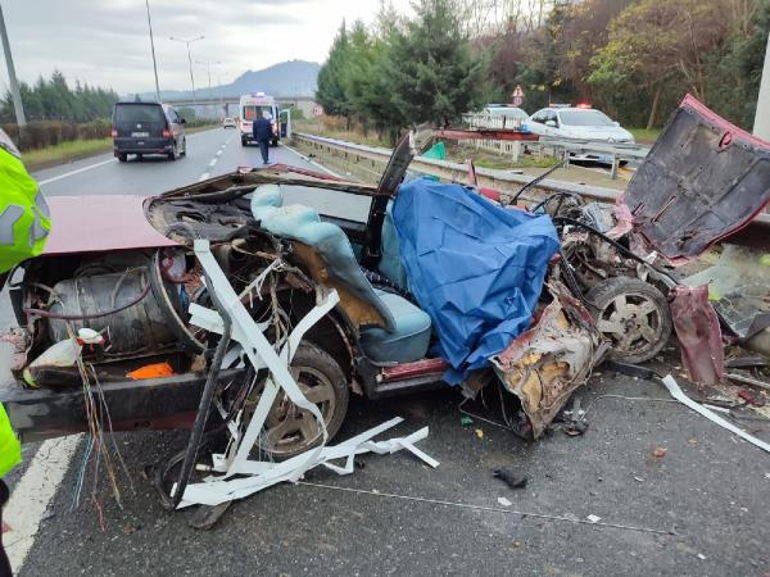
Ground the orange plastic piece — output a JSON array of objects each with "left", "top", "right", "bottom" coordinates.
[{"left": 127, "top": 362, "right": 176, "bottom": 380}]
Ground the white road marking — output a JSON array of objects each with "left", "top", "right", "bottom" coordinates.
[
  {"left": 208, "top": 158, "right": 218, "bottom": 167},
  {"left": 198, "top": 172, "right": 210, "bottom": 181},
  {"left": 216, "top": 150, "right": 223, "bottom": 157},
  {"left": 37, "top": 158, "right": 116, "bottom": 185},
  {"left": 35, "top": 128, "right": 225, "bottom": 185},
  {"left": 5, "top": 435, "right": 82, "bottom": 572}
]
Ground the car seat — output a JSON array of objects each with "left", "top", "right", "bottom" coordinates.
[{"left": 250, "top": 184, "right": 431, "bottom": 363}]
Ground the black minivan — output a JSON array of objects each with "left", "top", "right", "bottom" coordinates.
[{"left": 112, "top": 102, "right": 187, "bottom": 162}]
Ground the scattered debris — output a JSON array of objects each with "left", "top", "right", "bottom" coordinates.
[
  {"left": 562, "top": 397, "right": 589, "bottom": 436},
  {"left": 738, "top": 389, "right": 766, "bottom": 407},
  {"left": 460, "top": 415, "right": 473, "bottom": 428},
  {"left": 497, "top": 497, "right": 512, "bottom": 507},
  {"left": 661, "top": 374, "right": 770, "bottom": 454},
  {"left": 587, "top": 514, "right": 602, "bottom": 523},
  {"left": 652, "top": 447, "right": 668, "bottom": 459},
  {"left": 493, "top": 467, "right": 528, "bottom": 489},
  {"left": 726, "top": 373, "right": 770, "bottom": 392},
  {"left": 475, "top": 429, "right": 485, "bottom": 441}
]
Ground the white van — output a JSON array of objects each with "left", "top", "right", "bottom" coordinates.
[{"left": 239, "top": 93, "right": 281, "bottom": 147}]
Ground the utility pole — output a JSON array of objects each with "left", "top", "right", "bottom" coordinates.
[
  {"left": 754, "top": 32, "right": 770, "bottom": 141},
  {"left": 169, "top": 35, "right": 204, "bottom": 111},
  {"left": 145, "top": 0, "right": 161, "bottom": 103},
  {"left": 196, "top": 60, "right": 221, "bottom": 120},
  {"left": 196, "top": 59, "right": 221, "bottom": 90},
  {"left": 0, "top": 3, "right": 25, "bottom": 126}
]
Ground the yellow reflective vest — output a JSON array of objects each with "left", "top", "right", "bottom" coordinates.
[
  {"left": 0, "top": 403, "right": 20, "bottom": 478},
  {"left": 0, "top": 145, "right": 51, "bottom": 274},
  {"left": 0, "top": 139, "right": 48, "bottom": 476}
]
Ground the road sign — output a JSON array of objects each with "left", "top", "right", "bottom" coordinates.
[{"left": 511, "top": 85, "right": 525, "bottom": 108}]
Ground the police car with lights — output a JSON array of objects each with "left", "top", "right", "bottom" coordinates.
[{"left": 527, "top": 103, "right": 635, "bottom": 144}]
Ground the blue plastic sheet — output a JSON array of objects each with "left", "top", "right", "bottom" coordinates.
[{"left": 392, "top": 178, "right": 560, "bottom": 383}]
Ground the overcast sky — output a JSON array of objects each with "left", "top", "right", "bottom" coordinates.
[{"left": 0, "top": 0, "right": 413, "bottom": 94}]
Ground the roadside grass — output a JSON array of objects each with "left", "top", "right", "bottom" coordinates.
[
  {"left": 294, "top": 120, "right": 391, "bottom": 148},
  {"left": 22, "top": 123, "right": 218, "bottom": 172},
  {"left": 629, "top": 127, "right": 662, "bottom": 144},
  {"left": 23, "top": 138, "right": 112, "bottom": 171}
]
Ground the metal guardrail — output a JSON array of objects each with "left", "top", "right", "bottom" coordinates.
[
  {"left": 294, "top": 132, "right": 624, "bottom": 204},
  {"left": 291, "top": 132, "right": 770, "bottom": 247},
  {"left": 528, "top": 137, "right": 651, "bottom": 179}
]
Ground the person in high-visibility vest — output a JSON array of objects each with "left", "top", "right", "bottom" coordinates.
[{"left": 0, "top": 127, "right": 50, "bottom": 576}]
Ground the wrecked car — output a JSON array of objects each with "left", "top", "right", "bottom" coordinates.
[{"left": 3, "top": 94, "right": 769, "bottom": 476}]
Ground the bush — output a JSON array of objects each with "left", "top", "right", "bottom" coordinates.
[{"left": 1, "top": 120, "right": 111, "bottom": 151}]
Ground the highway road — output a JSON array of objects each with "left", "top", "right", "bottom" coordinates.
[{"left": 1, "top": 133, "right": 769, "bottom": 576}]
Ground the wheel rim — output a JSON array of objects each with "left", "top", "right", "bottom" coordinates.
[
  {"left": 595, "top": 291, "right": 664, "bottom": 358},
  {"left": 254, "top": 365, "right": 337, "bottom": 456}
]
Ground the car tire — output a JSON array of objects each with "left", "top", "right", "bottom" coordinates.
[
  {"left": 240, "top": 137, "right": 248, "bottom": 147},
  {"left": 136, "top": 154, "right": 143, "bottom": 161},
  {"left": 168, "top": 142, "right": 178, "bottom": 161},
  {"left": 180, "top": 138, "right": 187, "bottom": 157},
  {"left": 271, "top": 138, "right": 278, "bottom": 147},
  {"left": 117, "top": 153, "right": 127, "bottom": 162},
  {"left": 586, "top": 277, "right": 672, "bottom": 364},
  {"left": 252, "top": 341, "right": 349, "bottom": 460}
]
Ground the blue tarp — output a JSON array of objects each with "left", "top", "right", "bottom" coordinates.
[{"left": 392, "top": 178, "right": 560, "bottom": 384}]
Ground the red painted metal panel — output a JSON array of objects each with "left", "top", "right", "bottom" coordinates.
[
  {"left": 435, "top": 129, "right": 539, "bottom": 142},
  {"left": 44, "top": 195, "right": 177, "bottom": 255},
  {"left": 381, "top": 358, "right": 448, "bottom": 381}
]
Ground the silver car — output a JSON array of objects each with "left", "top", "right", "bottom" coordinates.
[{"left": 528, "top": 106, "right": 635, "bottom": 143}]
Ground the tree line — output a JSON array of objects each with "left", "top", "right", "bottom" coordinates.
[
  {"left": 316, "top": 0, "right": 770, "bottom": 139},
  {"left": 0, "top": 70, "right": 119, "bottom": 124}
]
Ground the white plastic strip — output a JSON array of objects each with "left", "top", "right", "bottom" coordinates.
[
  {"left": 176, "top": 240, "right": 436, "bottom": 510},
  {"left": 661, "top": 374, "right": 770, "bottom": 454}
]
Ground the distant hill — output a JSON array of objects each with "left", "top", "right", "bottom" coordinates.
[{"left": 135, "top": 60, "right": 320, "bottom": 101}]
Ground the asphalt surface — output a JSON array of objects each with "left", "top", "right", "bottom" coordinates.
[{"left": 2, "top": 133, "right": 770, "bottom": 576}]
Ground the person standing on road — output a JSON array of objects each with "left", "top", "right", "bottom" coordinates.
[
  {"left": 253, "top": 110, "right": 273, "bottom": 165},
  {"left": 0, "top": 127, "right": 51, "bottom": 577}
]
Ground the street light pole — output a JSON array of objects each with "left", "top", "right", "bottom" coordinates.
[
  {"left": 196, "top": 59, "right": 221, "bottom": 91},
  {"left": 0, "top": 3, "right": 25, "bottom": 126},
  {"left": 145, "top": 0, "right": 161, "bottom": 103},
  {"left": 753, "top": 32, "right": 770, "bottom": 141},
  {"left": 169, "top": 35, "right": 204, "bottom": 109}
]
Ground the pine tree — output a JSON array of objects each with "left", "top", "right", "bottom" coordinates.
[
  {"left": 386, "top": 0, "right": 487, "bottom": 127},
  {"left": 316, "top": 21, "right": 353, "bottom": 124}
]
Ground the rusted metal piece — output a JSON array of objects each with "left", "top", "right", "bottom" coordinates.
[
  {"left": 381, "top": 358, "right": 448, "bottom": 382},
  {"left": 490, "top": 284, "right": 608, "bottom": 439},
  {"left": 435, "top": 129, "right": 539, "bottom": 142},
  {"left": 669, "top": 285, "right": 725, "bottom": 386},
  {"left": 624, "top": 95, "right": 770, "bottom": 265}
]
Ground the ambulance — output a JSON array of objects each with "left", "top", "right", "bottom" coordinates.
[{"left": 239, "top": 92, "right": 281, "bottom": 147}]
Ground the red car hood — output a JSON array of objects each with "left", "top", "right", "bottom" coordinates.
[
  {"left": 622, "top": 95, "right": 770, "bottom": 265},
  {"left": 43, "top": 195, "right": 177, "bottom": 255}
]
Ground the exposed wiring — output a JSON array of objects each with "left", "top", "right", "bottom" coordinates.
[
  {"left": 296, "top": 481, "right": 673, "bottom": 535},
  {"left": 552, "top": 216, "right": 678, "bottom": 287},
  {"left": 509, "top": 159, "right": 567, "bottom": 205},
  {"left": 24, "top": 282, "right": 151, "bottom": 320},
  {"left": 583, "top": 394, "right": 680, "bottom": 416},
  {"left": 458, "top": 396, "right": 512, "bottom": 431}
]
